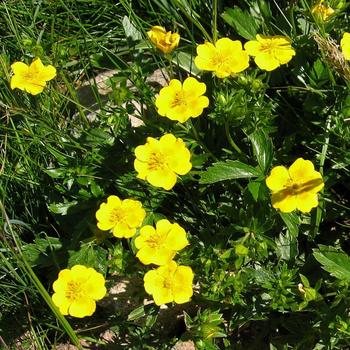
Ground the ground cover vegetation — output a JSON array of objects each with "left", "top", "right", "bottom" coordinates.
[{"left": 1, "top": 0, "right": 350, "bottom": 349}]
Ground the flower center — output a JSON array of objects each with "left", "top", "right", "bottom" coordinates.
[
  {"left": 171, "top": 91, "right": 186, "bottom": 108},
  {"left": 66, "top": 281, "right": 85, "bottom": 301},
  {"left": 260, "top": 41, "right": 278, "bottom": 54},
  {"left": 163, "top": 276, "right": 173, "bottom": 289},
  {"left": 283, "top": 178, "right": 305, "bottom": 196},
  {"left": 146, "top": 233, "right": 166, "bottom": 248},
  {"left": 109, "top": 208, "right": 125, "bottom": 224},
  {"left": 212, "top": 52, "right": 229, "bottom": 67},
  {"left": 148, "top": 151, "right": 167, "bottom": 171}
]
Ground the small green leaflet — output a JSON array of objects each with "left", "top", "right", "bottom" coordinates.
[
  {"left": 313, "top": 245, "right": 350, "bottom": 281},
  {"left": 199, "top": 160, "right": 261, "bottom": 184}
]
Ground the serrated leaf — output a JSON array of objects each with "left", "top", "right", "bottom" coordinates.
[
  {"left": 249, "top": 130, "right": 273, "bottom": 174},
  {"left": 221, "top": 7, "right": 259, "bottom": 40},
  {"left": 49, "top": 201, "right": 78, "bottom": 215},
  {"left": 313, "top": 245, "right": 350, "bottom": 281},
  {"left": 199, "top": 160, "right": 261, "bottom": 184},
  {"left": 22, "top": 237, "right": 62, "bottom": 267},
  {"left": 68, "top": 245, "right": 108, "bottom": 274}
]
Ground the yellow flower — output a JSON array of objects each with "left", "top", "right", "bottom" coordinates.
[
  {"left": 147, "top": 26, "right": 180, "bottom": 54},
  {"left": 96, "top": 195, "right": 146, "bottom": 238},
  {"left": 10, "top": 57, "right": 56, "bottom": 95},
  {"left": 144, "top": 261, "right": 194, "bottom": 305},
  {"left": 311, "top": 1, "right": 334, "bottom": 21},
  {"left": 155, "top": 77, "right": 209, "bottom": 123},
  {"left": 340, "top": 32, "right": 350, "bottom": 60},
  {"left": 134, "top": 134, "right": 192, "bottom": 190},
  {"left": 194, "top": 38, "right": 249, "bottom": 78},
  {"left": 266, "top": 158, "right": 324, "bottom": 213},
  {"left": 244, "top": 34, "right": 296, "bottom": 71},
  {"left": 135, "top": 219, "right": 189, "bottom": 265},
  {"left": 52, "top": 265, "right": 106, "bottom": 318}
]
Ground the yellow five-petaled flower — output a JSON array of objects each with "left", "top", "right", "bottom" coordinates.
[
  {"left": 144, "top": 261, "right": 194, "bottom": 306},
  {"left": 155, "top": 77, "right": 209, "bottom": 123},
  {"left": 134, "top": 134, "right": 192, "bottom": 190},
  {"left": 147, "top": 26, "right": 180, "bottom": 54},
  {"left": 135, "top": 219, "right": 189, "bottom": 265},
  {"left": 266, "top": 158, "right": 324, "bottom": 213},
  {"left": 10, "top": 57, "right": 56, "bottom": 95},
  {"left": 52, "top": 265, "right": 106, "bottom": 318},
  {"left": 195, "top": 38, "right": 249, "bottom": 78},
  {"left": 96, "top": 195, "right": 146, "bottom": 238},
  {"left": 244, "top": 34, "right": 296, "bottom": 71},
  {"left": 340, "top": 32, "right": 350, "bottom": 60}
]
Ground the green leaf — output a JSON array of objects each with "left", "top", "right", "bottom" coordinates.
[
  {"left": 309, "top": 59, "right": 328, "bottom": 87},
  {"left": 249, "top": 130, "right": 273, "bottom": 174},
  {"left": 49, "top": 201, "right": 78, "bottom": 215},
  {"left": 275, "top": 231, "right": 298, "bottom": 261},
  {"left": 127, "top": 305, "right": 146, "bottom": 321},
  {"left": 173, "top": 51, "right": 201, "bottom": 75},
  {"left": 279, "top": 212, "right": 299, "bottom": 238},
  {"left": 68, "top": 245, "right": 108, "bottom": 274},
  {"left": 199, "top": 160, "right": 261, "bottom": 184},
  {"left": 122, "top": 16, "right": 142, "bottom": 41},
  {"left": 247, "top": 181, "right": 261, "bottom": 202},
  {"left": 22, "top": 237, "right": 62, "bottom": 267},
  {"left": 313, "top": 245, "right": 350, "bottom": 281},
  {"left": 221, "top": 8, "right": 259, "bottom": 40}
]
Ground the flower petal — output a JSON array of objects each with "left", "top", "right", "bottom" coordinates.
[
  {"left": 69, "top": 298, "right": 96, "bottom": 318},
  {"left": 84, "top": 271, "right": 106, "bottom": 300},
  {"left": 11, "top": 61, "right": 29, "bottom": 75},
  {"left": 52, "top": 293, "right": 70, "bottom": 315},
  {"left": 183, "top": 77, "right": 206, "bottom": 96},
  {"left": 147, "top": 168, "right": 177, "bottom": 190},
  {"left": 165, "top": 223, "right": 188, "bottom": 251},
  {"left": 271, "top": 191, "right": 297, "bottom": 213},
  {"left": 266, "top": 166, "right": 290, "bottom": 192},
  {"left": 144, "top": 269, "right": 164, "bottom": 294},
  {"left": 172, "top": 266, "right": 194, "bottom": 304},
  {"left": 295, "top": 192, "right": 319, "bottom": 213},
  {"left": 244, "top": 40, "right": 261, "bottom": 57},
  {"left": 254, "top": 53, "right": 280, "bottom": 71}
]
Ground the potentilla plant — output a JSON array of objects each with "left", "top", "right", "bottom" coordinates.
[{"left": 1, "top": 0, "right": 350, "bottom": 349}]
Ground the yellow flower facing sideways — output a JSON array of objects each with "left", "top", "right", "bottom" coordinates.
[
  {"left": 244, "top": 34, "right": 296, "bottom": 71},
  {"left": 96, "top": 195, "right": 146, "bottom": 238},
  {"left": 52, "top": 265, "right": 106, "bottom": 318},
  {"left": 144, "top": 261, "right": 194, "bottom": 306},
  {"left": 311, "top": 1, "right": 334, "bottom": 21},
  {"left": 10, "top": 57, "right": 56, "bottom": 95},
  {"left": 266, "top": 158, "right": 324, "bottom": 213},
  {"left": 135, "top": 219, "right": 188, "bottom": 265},
  {"left": 195, "top": 38, "right": 249, "bottom": 78},
  {"left": 155, "top": 77, "right": 209, "bottom": 123},
  {"left": 340, "top": 32, "right": 350, "bottom": 60},
  {"left": 134, "top": 134, "right": 192, "bottom": 190},
  {"left": 147, "top": 26, "right": 180, "bottom": 54}
]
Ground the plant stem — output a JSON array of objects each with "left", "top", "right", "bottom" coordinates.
[
  {"left": 212, "top": 0, "right": 218, "bottom": 42},
  {"left": 224, "top": 121, "right": 242, "bottom": 155},
  {"left": 311, "top": 114, "right": 331, "bottom": 239},
  {"left": 188, "top": 120, "right": 218, "bottom": 161}
]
